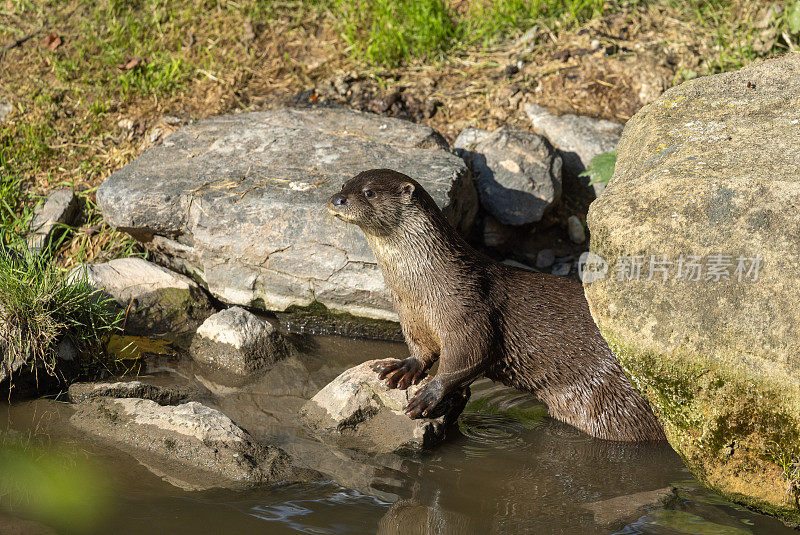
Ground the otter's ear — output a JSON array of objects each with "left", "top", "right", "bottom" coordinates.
[{"left": 400, "top": 182, "right": 415, "bottom": 198}]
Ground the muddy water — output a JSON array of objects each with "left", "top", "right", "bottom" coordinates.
[{"left": 2, "top": 334, "right": 796, "bottom": 535}]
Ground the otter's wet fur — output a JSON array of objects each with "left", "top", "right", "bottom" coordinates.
[{"left": 328, "top": 169, "right": 664, "bottom": 442}]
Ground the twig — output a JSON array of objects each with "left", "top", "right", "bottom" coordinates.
[{"left": 1, "top": 27, "right": 43, "bottom": 59}]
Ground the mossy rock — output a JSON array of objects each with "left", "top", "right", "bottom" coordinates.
[{"left": 584, "top": 53, "right": 800, "bottom": 524}]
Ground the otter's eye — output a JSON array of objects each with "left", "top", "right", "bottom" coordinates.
[{"left": 363, "top": 189, "right": 375, "bottom": 199}]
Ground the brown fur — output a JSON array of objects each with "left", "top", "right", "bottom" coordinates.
[{"left": 328, "top": 169, "right": 664, "bottom": 442}]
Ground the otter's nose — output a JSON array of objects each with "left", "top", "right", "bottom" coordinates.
[{"left": 330, "top": 193, "right": 348, "bottom": 207}]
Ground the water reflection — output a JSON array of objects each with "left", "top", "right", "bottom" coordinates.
[{"left": 1, "top": 334, "right": 797, "bottom": 535}]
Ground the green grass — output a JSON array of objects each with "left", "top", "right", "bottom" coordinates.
[
  {"left": 329, "top": 0, "right": 608, "bottom": 66},
  {"left": 333, "top": 0, "right": 458, "bottom": 66},
  {"left": 0, "top": 235, "right": 122, "bottom": 390}
]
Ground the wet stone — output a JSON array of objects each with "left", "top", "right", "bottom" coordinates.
[
  {"left": 70, "top": 397, "right": 319, "bottom": 491},
  {"left": 301, "top": 360, "right": 469, "bottom": 453},
  {"left": 189, "top": 307, "right": 289, "bottom": 375},
  {"left": 68, "top": 380, "right": 197, "bottom": 405}
]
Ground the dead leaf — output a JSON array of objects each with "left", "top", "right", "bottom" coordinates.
[
  {"left": 44, "top": 32, "right": 61, "bottom": 51},
  {"left": 116, "top": 56, "right": 147, "bottom": 71}
]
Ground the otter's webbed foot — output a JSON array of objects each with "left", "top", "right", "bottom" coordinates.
[
  {"left": 372, "top": 357, "right": 427, "bottom": 390},
  {"left": 404, "top": 379, "right": 445, "bottom": 419}
]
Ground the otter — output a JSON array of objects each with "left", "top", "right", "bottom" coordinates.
[{"left": 327, "top": 169, "right": 664, "bottom": 442}]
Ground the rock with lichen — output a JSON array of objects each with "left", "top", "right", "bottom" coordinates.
[{"left": 584, "top": 53, "right": 800, "bottom": 524}]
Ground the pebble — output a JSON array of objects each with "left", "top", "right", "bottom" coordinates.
[{"left": 567, "top": 215, "right": 587, "bottom": 244}]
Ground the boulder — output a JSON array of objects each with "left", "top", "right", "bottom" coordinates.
[
  {"left": 77, "top": 258, "right": 213, "bottom": 340},
  {"left": 525, "top": 103, "right": 622, "bottom": 196},
  {"left": 584, "top": 54, "right": 800, "bottom": 523},
  {"left": 189, "top": 307, "right": 288, "bottom": 375},
  {"left": 70, "top": 397, "right": 317, "bottom": 490},
  {"left": 454, "top": 126, "right": 562, "bottom": 226},
  {"left": 301, "top": 360, "right": 469, "bottom": 453},
  {"left": 27, "top": 189, "right": 79, "bottom": 252},
  {"left": 97, "top": 107, "right": 478, "bottom": 321}
]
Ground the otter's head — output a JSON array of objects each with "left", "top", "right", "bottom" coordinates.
[{"left": 327, "top": 169, "right": 422, "bottom": 237}]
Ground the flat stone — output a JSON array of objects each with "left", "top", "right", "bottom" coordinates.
[
  {"left": 525, "top": 103, "right": 622, "bottom": 196},
  {"left": 190, "top": 307, "right": 288, "bottom": 375},
  {"left": 584, "top": 53, "right": 800, "bottom": 524},
  {"left": 27, "top": 189, "right": 79, "bottom": 252},
  {"left": 454, "top": 126, "right": 562, "bottom": 225},
  {"left": 75, "top": 258, "right": 213, "bottom": 339},
  {"left": 68, "top": 380, "right": 196, "bottom": 405},
  {"left": 70, "top": 398, "right": 318, "bottom": 490},
  {"left": 301, "top": 360, "right": 469, "bottom": 453},
  {"left": 97, "top": 107, "right": 477, "bottom": 321}
]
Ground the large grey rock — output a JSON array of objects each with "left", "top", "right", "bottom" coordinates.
[
  {"left": 525, "top": 103, "right": 622, "bottom": 196},
  {"left": 584, "top": 54, "right": 800, "bottom": 524},
  {"left": 301, "top": 360, "right": 469, "bottom": 453},
  {"left": 70, "top": 397, "right": 317, "bottom": 490},
  {"left": 454, "top": 126, "right": 562, "bottom": 226},
  {"left": 97, "top": 107, "right": 478, "bottom": 321},
  {"left": 190, "top": 307, "right": 288, "bottom": 375},
  {"left": 77, "top": 258, "right": 213, "bottom": 339},
  {"left": 27, "top": 189, "right": 79, "bottom": 252}
]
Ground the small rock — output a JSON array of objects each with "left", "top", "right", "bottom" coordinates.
[
  {"left": 551, "top": 262, "right": 572, "bottom": 277},
  {"left": 567, "top": 215, "right": 586, "bottom": 244},
  {"left": 454, "top": 126, "right": 562, "bottom": 226},
  {"left": 68, "top": 380, "right": 195, "bottom": 405},
  {"left": 583, "top": 487, "right": 677, "bottom": 528},
  {"left": 0, "top": 100, "right": 12, "bottom": 122},
  {"left": 71, "top": 398, "right": 317, "bottom": 490},
  {"left": 117, "top": 118, "right": 134, "bottom": 130},
  {"left": 75, "top": 258, "right": 214, "bottom": 340},
  {"left": 482, "top": 215, "right": 513, "bottom": 248},
  {"left": 27, "top": 189, "right": 79, "bottom": 252},
  {"left": 452, "top": 127, "right": 491, "bottom": 149},
  {"left": 301, "top": 360, "right": 469, "bottom": 453},
  {"left": 525, "top": 103, "right": 622, "bottom": 196},
  {"left": 535, "top": 249, "right": 555, "bottom": 269},
  {"left": 161, "top": 115, "right": 183, "bottom": 126},
  {"left": 190, "top": 307, "right": 288, "bottom": 376},
  {"left": 148, "top": 127, "right": 163, "bottom": 144}
]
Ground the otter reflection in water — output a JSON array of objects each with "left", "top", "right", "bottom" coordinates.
[{"left": 327, "top": 169, "right": 664, "bottom": 442}]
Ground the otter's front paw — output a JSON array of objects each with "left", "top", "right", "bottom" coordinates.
[
  {"left": 404, "top": 379, "right": 445, "bottom": 419},
  {"left": 371, "top": 357, "right": 427, "bottom": 390}
]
